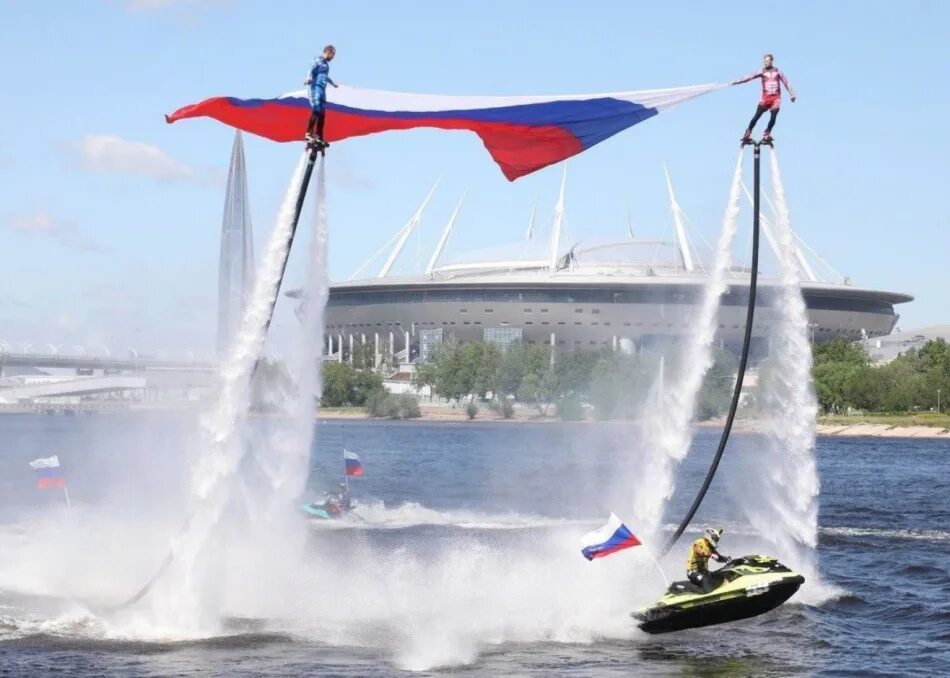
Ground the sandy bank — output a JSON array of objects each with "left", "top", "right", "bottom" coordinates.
[{"left": 318, "top": 407, "right": 950, "bottom": 439}]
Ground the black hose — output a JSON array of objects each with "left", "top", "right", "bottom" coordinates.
[
  {"left": 660, "top": 143, "right": 764, "bottom": 556},
  {"left": 113, "top": 146, "right": 321, "bottom": 610},
  {"left": 251, "top": 146, "right": 322, "bottom": 378}
]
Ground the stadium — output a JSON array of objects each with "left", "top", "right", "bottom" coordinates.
[{"left": 319, "top": 174, "right": 912, "bottom": 365}]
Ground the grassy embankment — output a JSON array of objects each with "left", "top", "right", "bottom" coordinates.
[{"left": 818, "top": 412, "right": 950, "bottom": 429}]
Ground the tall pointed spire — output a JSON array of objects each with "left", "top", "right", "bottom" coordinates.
[{"left": 217, "top": 131, "right": 254, "bottom": 355}]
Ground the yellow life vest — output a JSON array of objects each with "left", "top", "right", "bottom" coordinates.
[{"left": 686, "top": 537, "right": 714, "bottom": 573}]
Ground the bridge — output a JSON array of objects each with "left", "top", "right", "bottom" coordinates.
[
  {"left": 0, "top": 351, "right": 215, "bottom": 372},
  {"left": 1, "top": 374, "right": 148, "bottom": 401},
  {"left": 0, "top": 350, "right": 218, "bottom": 405}
]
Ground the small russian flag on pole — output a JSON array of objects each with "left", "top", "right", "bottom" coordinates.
[
  {"left": 343, "top": 450, "right": 364, "bottom": 477},
  {"left": 29, "top": 455, "right": 65, "bottom": 489},
  {"left": 28, "top": 455, "right": 71, "bottom": 509},
  {"left": 580, "top": 513, "right": 641, "bottom": 561}
]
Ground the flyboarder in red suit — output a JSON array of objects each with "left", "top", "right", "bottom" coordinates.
[{"left": 732, "top": 53, "right": 796, "bottom": 144}]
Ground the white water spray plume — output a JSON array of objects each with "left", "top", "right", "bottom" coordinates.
[
  {"left": 630, "top": 152, "right": 745, "bottom": 540},
  {"left": 262, "top": 156, "right": 329, "bottom": 504},
  {"left": 729, "top": 150, "right": 830, "bottom": 602},
  {"left": 235, "top": 157, "right": 332, "bottom": 604},
  {"left": 147, "top": 152, "right": 310, "bottom": 628}
]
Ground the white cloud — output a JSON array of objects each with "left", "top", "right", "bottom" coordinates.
[
  {"left": 66, "top": 134, "right": 210, "bottom": 184},
  {"left": 5, "top": 211, "right": 107, "bottom": 253}
]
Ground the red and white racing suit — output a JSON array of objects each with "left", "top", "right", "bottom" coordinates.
[{"left": 736, "top": 67, "right": 795, "bottom": 111}]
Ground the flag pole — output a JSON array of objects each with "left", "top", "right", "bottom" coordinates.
[
  {"left": 342, "top": 450, "right": 349, "bottom": 493},
  {"left": 341, "top": 425, "right": 349, "bottom": 492},
  {"left": 62, "top": 485, "right": 72, "bottom": 511},
  {"left": 642, "top": 544, "right": 668, "bottom": 586}
]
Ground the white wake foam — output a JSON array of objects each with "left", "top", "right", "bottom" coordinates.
[{"left": 309, "top": 500, "right": 590, "bottom": 531}]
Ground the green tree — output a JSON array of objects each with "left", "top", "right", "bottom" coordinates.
[
  {"left": 352, "top": 369, "right": 385, "bottom": 405},
  {"left": 320, "top": 361, "right": 385, "bottom": 407},
  {"left": 848, "top": 364, "right": 887, "bottom": 411},
  {"left": 914, "top": 339, "right": 950, "bottom": 374},
  {"left": 458, "top": 342, "right": 486, "bottom": 400},
  {"left": 556, "top": 395, "right": 585, "bottom": 421},
  {"left": 474, "top": 342, "right": 503, "bottom": 398},
  {"left": 813, "top": 361, "right": 861, "bottom": 414},
  {"left": 696, "top": 349, "right": 738, "bottom": 420},
  {"left": 587, "top": 350, "right": 651, "bottom": 420},
  {"left": 809, "top": 337, "right": 870, "bottom": 413},
  {"left": 496, "top": 344, "right": 528, "bottom": 397},
  {"left": 411, "top": 359, "right": 439, "bottom": 400},
  {"left": 813, "top": 336, "right": 869, "bottom": 367},
  {"left": 432, "top": 339, "right": 468, "bottom": 402},
  {"left": 517, "top": 345, "right": 558, "bottom": 416},
  {"left": 554, "top": 351, "right": 599, "bottom": 397},
  {"left": 321, "top": 361, "right": 355, "bottom": 407},
  {"left": 912, "top": 340, "right": 950, "bottom": 411},
  {"left": 365, "top": 391, "right": 419, "bottom": 419}
]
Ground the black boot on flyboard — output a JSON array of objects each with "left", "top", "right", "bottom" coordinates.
[{"left": 305, "top": 133, "right": 329, "bottom": 155}]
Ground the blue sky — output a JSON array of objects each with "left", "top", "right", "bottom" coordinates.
[{"left": 1, "top": 0, "right": 947, "bottom": 354}]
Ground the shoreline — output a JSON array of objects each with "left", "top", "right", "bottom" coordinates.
[
  {"left": 2, "top": 404, "right": 947, "bottom": 439},
  {"left": 319, "top": 406, "right": 950, "bottom": 439}
]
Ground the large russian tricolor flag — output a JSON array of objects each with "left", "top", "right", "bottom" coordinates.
[
  {"left": 580, "top": 513, "right": 642, "bottom": 561},
  {"left": 166, "top": 83, "right": 724, "bottom": 181}
]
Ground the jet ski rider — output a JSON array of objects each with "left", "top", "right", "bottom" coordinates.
[
  {"left": 323, "top": 483, "right": 351, "bottom": 512},
  {"left": 686, "top": 528, "right": 731, "bottom": 593}
]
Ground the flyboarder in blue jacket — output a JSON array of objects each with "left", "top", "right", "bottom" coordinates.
[{"left": 305, "top": 45, "right": 338, "bottom": 147}]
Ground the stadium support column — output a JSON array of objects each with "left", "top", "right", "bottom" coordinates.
[
  {"left": 403, "top": 329, "right": 410, "bottom": 360},
  {"left": 348, "top": 334, "right": 354, "bottom": 363},
  {"left": 550, "top": 332, "right": 556, "bottom": 366},
  {"left": 612, "top": 335, "right": 618, "bottom": 351},
  {"left": 338, "top": 333, "right": 343, "bottom": 360},
  {"left": 374, "top": 333, "right": 380, "bottom": 369},
  {"left": 389, "top": 331, "right": 395, "bottom": 364}
]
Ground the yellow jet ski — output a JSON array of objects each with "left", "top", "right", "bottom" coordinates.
[{"left": 633, "top": 555, "right": 804, "bottom": 634}]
